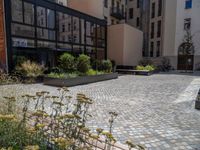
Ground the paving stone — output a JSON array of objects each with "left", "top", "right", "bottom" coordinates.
[{"left": 1, "top": 73, "right": 200, "bottom": 149}]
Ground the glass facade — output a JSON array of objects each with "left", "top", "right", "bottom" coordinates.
[{"left": 5, "top": 0, "right": 107, "bottom": 70}]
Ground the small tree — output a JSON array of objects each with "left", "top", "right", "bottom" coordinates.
[
  {"left": 178, "top": 29, "right": 195, "bottom": 71},
  {"left": 59, "top": 53, "right": 76, "bottom": 72},
  {"left": 179, "top": 30, "right": 195, "bottom": 55},
  {"left": 77, "top": 54, "right": 91, "bottom": 73}
]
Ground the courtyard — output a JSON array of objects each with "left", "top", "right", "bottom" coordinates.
[{"left": 0, "top": 73, "right": 200, "bottom": 150}]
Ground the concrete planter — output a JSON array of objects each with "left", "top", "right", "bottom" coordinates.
[
  {"left": 195, "top": 100, "right": 200, "bottom": 110},
  {"left": 195, "top": 90, "right": 200, "bottom": 110},
  {"left": 22, "top": 76, "right": 44, "bottom": 83},
  {"left": 44, "top": 73, "right": 118, "bottom": 87},
  {"left": 135, "top": 70, "right": 155, "bottom": 76},
  {"left": 116, "top": 69, "right": 155, "bottom": 76}
]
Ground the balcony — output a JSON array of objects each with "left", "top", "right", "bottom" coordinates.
[{"left": 110, "top": 7, "right": 125, "bottom": 20}]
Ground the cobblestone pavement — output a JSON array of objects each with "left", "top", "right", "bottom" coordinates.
[{"left": 0, "top": 73, "right": 200, "bottom": 150}]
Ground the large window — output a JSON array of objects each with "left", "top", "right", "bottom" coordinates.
[
  {"left": 150, "top": 42, "right": 154, "bottom": 57},
  {"left": 185, "top": 0, "right": 192, "bottom": 9},
  {"left": 158, "top": 0, "right": 162, "bottom": 16},
  {"left": 129, "top": 8, "right": 133, "bottom": 19},
  {"left": 8, "top": 0, "right": 107, "bottom": 68},
  {"left": 151, "top": 3, "right": 155, "bottom": 18},
  {"left": 157, "top": 20, "right": 162, "bottom": 37},
  {"left": 151, "top": 22, "right": 154, "bottom": 39},
  {"left": 11, "top": 0, "right": 23, "bottom": 22},
  {"left": 24, "top": 2, "right": 34, "bottom": 25}
]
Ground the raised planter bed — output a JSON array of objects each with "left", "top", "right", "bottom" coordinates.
[
  {"left": 44, "top": 73, "right": 118, "bottom": 87},
  {"left": 116, "top": 69, "right": 155, "bottom": 76},
  {"left": 195, "top": 100, "right": 200, "bottom": 110},
  {"left": 195, "top": 89, "right": 200, "bottom": 110},
  {"left": 22, "top": 76, "right": 44, "bottom": 83}
]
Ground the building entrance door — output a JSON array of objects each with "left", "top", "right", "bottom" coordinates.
[
  {"left": 177, "top": 42, "right": 194, "bottom": 71},
  {"left": 177, "top": 55, "right": 194, "bottom": 70}
]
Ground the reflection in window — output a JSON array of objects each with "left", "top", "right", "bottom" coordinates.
[
  {"left": 86, "top": 22, "right": 95, "bottom": 37},
  {"left": 37, "top": 41, "right": 56, "bottom": 49},
  {"left": 11, "top": 23, "right": 35, "bottom": 38},
  {"left": 37, "top": 28, "right": 55, "bottom": 40},
  {"left": 97, "top": 48, "right": 105, "bottom": 60},
  {"left": 12, "top": 38, "right": 35, "bottom": 48},
  {"left": 72, "top": 17, "right": 80, "bottom": 43},
  {"left": 47, "top": 9, "right": 55, "bottom": 29},
  {"left": 57, "top": 12, "right": 71, "bottom": 42},
  {"left": 11, "top": 0, "right": 23, "bottom": 22},
  {"left": 37, "top": 6, "right": 46, "bottom": 27},
  {"left": 24, "top": 2, "right": 34, "bottom": 25},
  {"left": 57, "top": 43, "right": 71, "bottom": 50}
]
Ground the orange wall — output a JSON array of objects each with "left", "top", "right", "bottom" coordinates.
[{"left": 0, "top": 0, "right": 6, "bottom": 69}]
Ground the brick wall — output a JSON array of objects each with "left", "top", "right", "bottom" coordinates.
[{"left": 0, "top": 0, "right": 6, "bottom": 70}]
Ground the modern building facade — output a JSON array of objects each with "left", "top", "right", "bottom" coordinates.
[
  {"left": 1, "top": 0, "right": 199, "bottom": 72},
  {"left": 0, "top": 0, "right": 107, "bottom": 71}
]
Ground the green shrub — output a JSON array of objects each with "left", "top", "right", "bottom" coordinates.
[
  {"left": 139, "top": 59, "right": 153, "bottom": 66},
  {"left": 48, "top": 72, "right": 79, "bottom": 79},
  {"left": 77, "top": 54, "right": 91, "bottom": 73},
  {"left": 86, "top": 69, "right": 97, "bottom": 76},
  {"left": 136, "top": 65, "right": 145, "bottom": 71},
  {"left": 59, "top": 53, "right": 76, "bottom": 72},
  {"left": 16, "top": 60, "right": 45, "bottom": 77},
  {"left": 136, "top": 65, "right": 155, "bottom": 71},
  {"left": 96, "top": 59, "right": 112, "bottom": 73},
  {"left": 144, "top": 65, "right": 155, "bottom": 71},
  {"left": 101, "top": 60, "right": 112, "bottom": 73},
  {"left": 15, "top": 56, "right": 27, "bottom": 66}
]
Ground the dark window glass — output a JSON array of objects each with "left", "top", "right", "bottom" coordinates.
[
  {"left": 57, "top": 12, "right": 71, "bottom": 42},
  {"left": 37, "top": 28, "right": 55, "bottom": 40},
  {"left": 86, "top": 22, "right": 95, "bottom": 46},
  {"left": 37, "top": 40, "right": 56, "bottom": 49},
  {"left": 47, "top": 9, "right": 55, "bottom": 29},
  {"left": 24, "top": 2, "right": 34, "bottom": 25},
  {"left": 11, "top": 23, "right": 35, "bottom": 38},
  {"left": 72, "top": 17, "right": 80, "bottom": 43},
  {"left": 129, "top": 8, "right": 134, "bottom": 19},
  {"left": 150, "top": 42, "right": 154, "bottom": 57},
  {"left": 104, "top": 0, "right": 108, "bottom": 8},
  {"left": 158, "top": 0, "right": 162, "bottom": 16},
  {"left": 12, "top": 38, "right": 35, "bottom": 48},
  {"left": 151, "top": 3, "right": 155, "bottom": 18},
  {"left": 151, "top": 22, "right": 154, "bottom": 39},
  {"left": 157, "top": 41, "right": 160, "bottom": 57},
  {"left": 137, "top": 0, "right": 140, "bottom": 8},
  {"left": 37, "top": 6, "right": 46, "bottom": 27},
  {"left": 97, "top": 48, "right": 105, "bottom": 60},
  {"left": 11, "top": 0, "right": 23, "bottom": 22},
  {"left": 157, "top": 20, "right": 162, "bottom": 37},
  {"left": 185, "top": 0, "right": 192, "bottom": 9},
  {"left": 137, "top": 17, "right": 140, "bottom": 27}
]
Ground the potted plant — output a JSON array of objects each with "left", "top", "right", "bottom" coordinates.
[{"left": 195, "top": 89, "right": 200, "bottom": 110}]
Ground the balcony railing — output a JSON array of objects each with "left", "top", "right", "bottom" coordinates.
[{"left": 110, "top": 7, "right": 125, "bottom": 20}]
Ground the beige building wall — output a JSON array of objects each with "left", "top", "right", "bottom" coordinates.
[
  {"left": 162, "top": 0, "right": 200, "bottom": 70},
  {"left": 68, "top": 0, "right": 126, "bottom": 25},
  {"left": 108, "top": 24, "right": 143, "bottom": 66},
  {"left": 126, "top": 0, "right": 141, "bottom": 28},
  {"left": 67, "top": 0, "right": 104, "bottom": 19}
]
